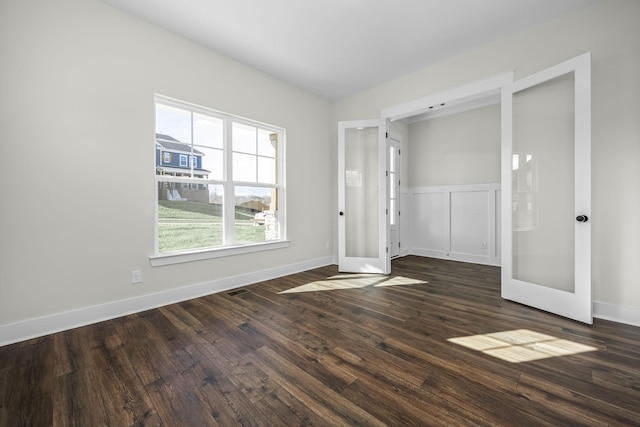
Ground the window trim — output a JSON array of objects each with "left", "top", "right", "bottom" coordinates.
[
  {"left": 149, "top": 240, "right": 290, "bottom": 267},
  {"left": 152, "top": 94, "right": 286, "bottom": 264}
]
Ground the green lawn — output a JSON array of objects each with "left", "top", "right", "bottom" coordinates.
[
  {"left": 158, "top": 200, "right": 266, "bottom": 252},
  {"left": 158, "top": 200, "right": 222, "bottom": 220}
]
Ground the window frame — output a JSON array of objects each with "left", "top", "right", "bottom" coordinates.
[{"left": 150, "top": 95, "right": 288, "bottom": 266}]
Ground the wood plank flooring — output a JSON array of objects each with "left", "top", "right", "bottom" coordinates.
[{"left": 2, "top": 256, "right": 640, "bottom": 426}]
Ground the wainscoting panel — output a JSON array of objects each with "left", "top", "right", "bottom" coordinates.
[
  {"left": 451, "top": 190, "right": 489, "bottom": 257},
  {"left": 412, "top": 191, "right": 447, "bottom": 255},
  {"left": 411, "top": 183, "right": 501, "bottom": 266}
]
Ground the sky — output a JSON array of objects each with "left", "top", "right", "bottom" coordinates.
[{"left": 155, "top": 102, "right": 277, "bottom": 199}]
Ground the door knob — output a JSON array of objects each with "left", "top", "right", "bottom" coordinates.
[
  {"left": 576, "top": 215, "right": 589, "bottom": 223},
  {"left": 339, "top": 211, "right": 344, "bottom": 216}
]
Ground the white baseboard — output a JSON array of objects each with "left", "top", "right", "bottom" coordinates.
[
  {"left": 0, "top": 256, "right": 334, "bottom": 347},
  {"left": 593, "top": 300, "right": 640, "bottom": 328},
  {"left": 405, "top": 253, "right": 640, "bottom": 328},
  {"left": 4, "top": 256, "right": 637, "bottom": 347},
  {"left": 411, "top": 248, "right": 501, "bottom": 267}
]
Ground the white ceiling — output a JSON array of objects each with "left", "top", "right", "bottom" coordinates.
[{"left": 101, "top": 0, "right": 595, "bottom": 101}]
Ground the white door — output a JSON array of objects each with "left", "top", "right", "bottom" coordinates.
[
  {"left": 501, "top": 53, "right": 592, "bottom": 324},
  {"left": 338, "top": 119, "right": 390, "bottom": 274},
  {"left": 389, "top": 135, "right": 401, "bottom": 258}
]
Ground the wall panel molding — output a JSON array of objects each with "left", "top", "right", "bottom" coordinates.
[{"left": 410, "top": 183, "right": 501, "bottom": 266}]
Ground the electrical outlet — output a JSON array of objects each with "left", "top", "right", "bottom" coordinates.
[
  {"left": 131, "top": 270, "right": 142, "bottom": 284},
  {"left": 325, "top": 241, "right": 330, "bottom": 250}
]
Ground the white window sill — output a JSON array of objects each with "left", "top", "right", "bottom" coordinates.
[{"left": 149, "top": 240, "right": 290, "bottom": 267}]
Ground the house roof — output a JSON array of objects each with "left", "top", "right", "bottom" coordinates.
[
  {"left": 156, "top": 133, "right": 180, "bottom": 142},
  {"left": 156, "top": 133, "right": 204, "bottom": 156}
]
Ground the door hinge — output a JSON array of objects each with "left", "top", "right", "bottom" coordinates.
[
  {"left": 398, "top": 149, "right": 401, "bottom": 155},
  {"left": 386, "top": 208, "right": 388, "bottom": 215},
  {"left": 386, "top": 247, "right": 389, "bottom": 253},
  {"left": 386, "top": 132, "right": 388, "bottom": 138},
  {"left": 386, "top": 170, "right": 388, "bottom": 177},
  {"left": 399, "top": 242, "right": 401, "bottom": 248}
]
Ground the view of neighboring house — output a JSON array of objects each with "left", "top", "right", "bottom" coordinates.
[
  {"left": 155, "top": 133, "right": 209, "bottom": 177},
  {"left": 155, "top": 133, "right": 210, "bottom": 202}
]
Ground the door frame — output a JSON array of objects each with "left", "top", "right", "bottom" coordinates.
[
  {"left": 380, "top": 72, "right": 513, "bottom": 268},
  {"left": 381, "top": 73, "right": 513, "bottom": 122}
]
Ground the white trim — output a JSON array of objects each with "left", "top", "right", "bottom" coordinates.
[
  {"left": 232, "top": 181, "right": 282, "bottom": 189},
  {"left": 5, "top": 254, "right": 638, "bottom": 347},
  {"left": 0, "top": 256, "right": 333, "bottom": 347},
  {"left": 155, "top": 94, "right": 283, "bottom": 133},
  {"left": 593, "top": 301, "right": 640, "bottom": 328},
  {"left": 402, "top": 92, "right": 501, "bottom": 124},
  {"left": 381, "top": 72, "right": 513, "bottom": 122},
  {"left": 410, "top": 249, "right": 500, "bottom": 267},
  {"left": 412, "top": 183, "right": 501, "bottom": 194},
  {"left": 150, "top": 240, "right": 290, "bottom": 266}
]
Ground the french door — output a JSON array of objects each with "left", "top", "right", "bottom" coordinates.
[
  {"left": 338, "top": 119, "right": 390, "bottom": 274},
  {"left": 501, "top": 52, "right": 592, "bottom": 324},
  {"left": 389, "top": 135, "right": 401, "bottom": 258}
]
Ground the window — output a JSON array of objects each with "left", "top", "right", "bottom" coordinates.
[{"left": 153, "top": 96, "right": 285, "bottom": 259}]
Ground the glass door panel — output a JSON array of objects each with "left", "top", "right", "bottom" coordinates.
[
  {"left": 345, "top": 127, "right": 379, "bottom": 258},
  {"left": 512, "top": 72, "right": 575, "bottom": 292},
  {"left": 338, "top": 119, "right": 389, "bottom": 274}
]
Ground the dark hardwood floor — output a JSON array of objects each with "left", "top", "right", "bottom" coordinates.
[{"left": 1, "top": 256, "right": 640, "bottom": 426}]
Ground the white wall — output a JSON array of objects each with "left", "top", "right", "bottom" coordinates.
[
  {"left": 2, "top": 0, "right": 639, "bottom": 343},
  {"left": 334, "top": 0, "right": 640, "bottom": 325},
  {"left": 0, "top": 0, "right": 333, "bottom": 342},
  {"left": 408, "top": 105, "right": 501, "bottom": 187},
  {"left": 406, "top": 105, "right": 501, "bottom": 266}
]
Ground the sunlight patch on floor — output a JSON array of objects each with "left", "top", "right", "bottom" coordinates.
[
  {"left": 278, "top": 274, "right": 427, "bottom": 294},
  {"left": 447, "top": 329, "right": 598, "bottom": 363}
]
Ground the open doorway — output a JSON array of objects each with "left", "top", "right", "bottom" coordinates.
[
  {"left": 381, "top": 53, "right": 592, "bottom": 324},
  {"left": 382, "top": 74, "right": 510, "bottom": 266},
  {"left": 399, "top": 99, "right": 501, "bottom": 266}
]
